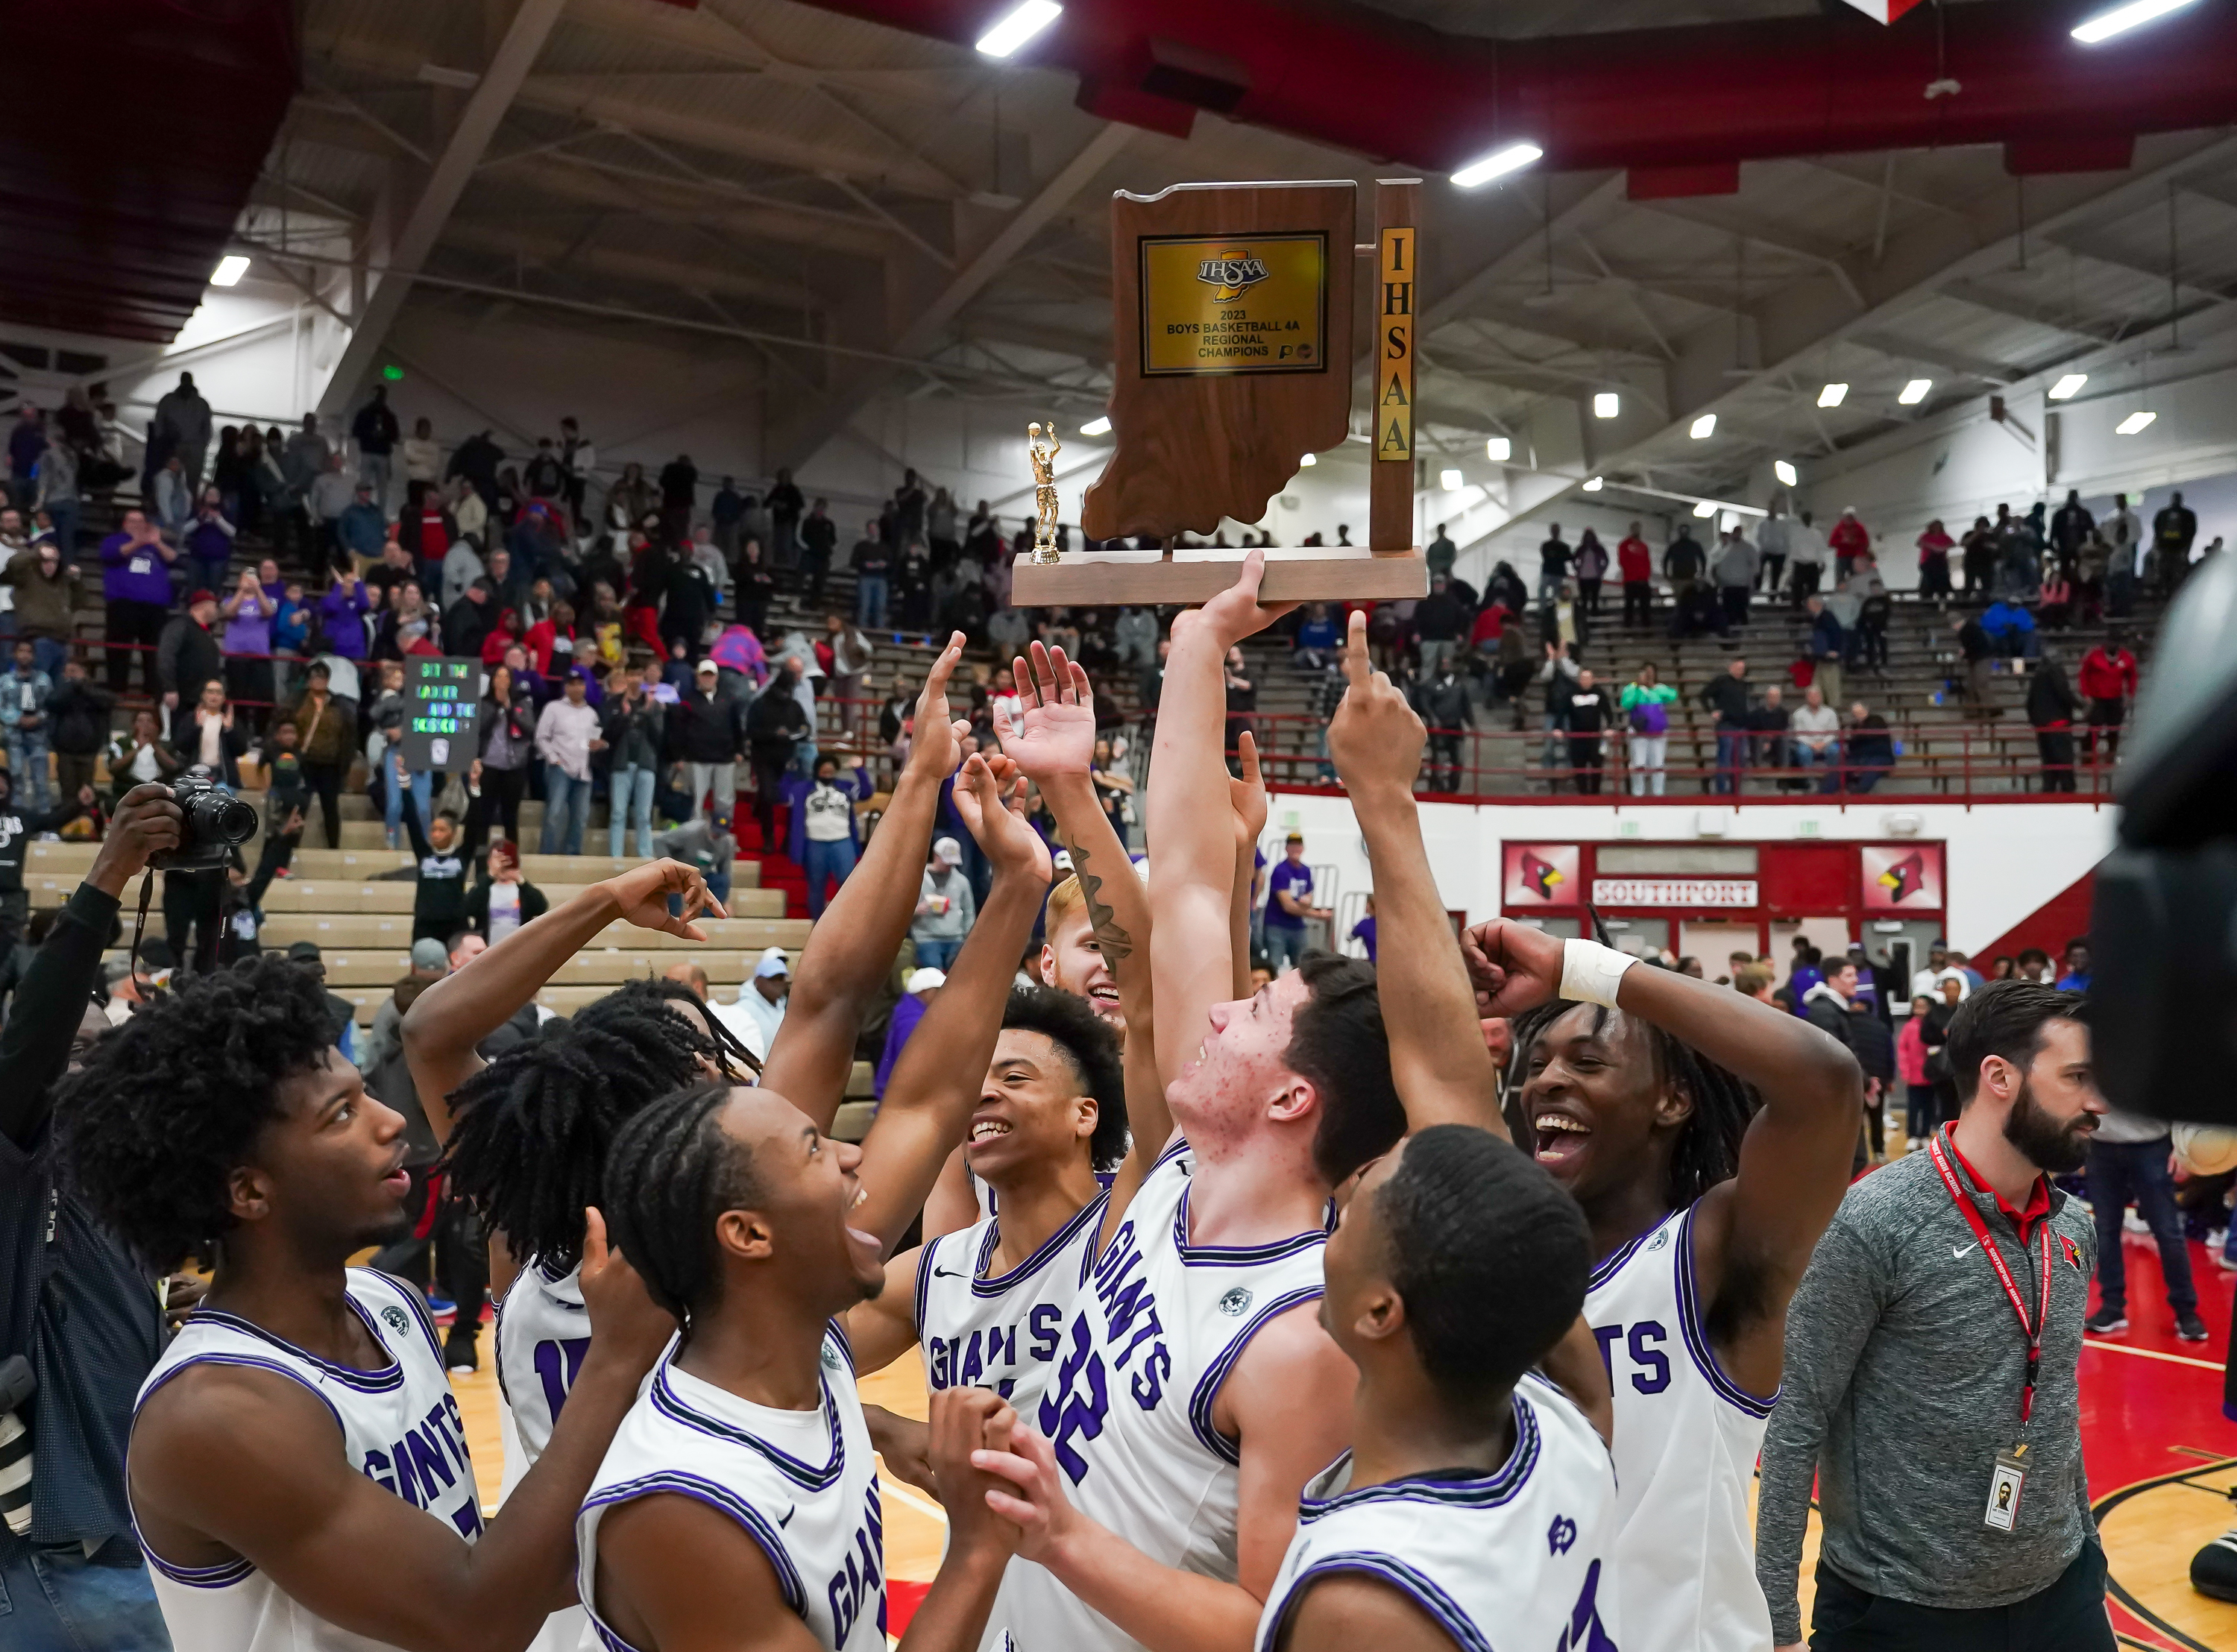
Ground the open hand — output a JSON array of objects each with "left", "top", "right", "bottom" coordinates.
[
  {"left": 1459, "top": 918, "right": 1568, "bottom": 1018},
  {"left": 1327, "top": 610, "right": 1426, "bottom": 795},
  {"left": 605, "top": 857, "right": 729, "bottom": 942},
  {"left": 953, "top": 750, "right": 1051, "bottom": 886},
  {"left": 576, "top": 1207, "right": 678, "bottom": 1378},
  {"left": 903, "top": 631, "right": 972, "bottom": 783},
  {"left": 994, "top": 641, "right": 1096, "bottom": 783}
]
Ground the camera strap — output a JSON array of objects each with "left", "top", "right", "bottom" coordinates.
[{"left": 128, "top": 868, "right": 157, "bottom": 994}]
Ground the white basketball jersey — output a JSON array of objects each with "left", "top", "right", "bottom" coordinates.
[
  {"left": 1584, "top": 1203, "right": 1777, "bottom": 1652},
  {"left": 983, "top": 1144, "right": 1329, "bottom": 1652},
  {"left": 493, "top": 1264, "right": 594, "bottom": 1652},
  {"left": 917, "top": 1193, "right": 1106, "bottom": 1413},
  {"left": 1255, "top": 1375, "right": 1622, "bottom": 1652},
  {"left": 132, "top": 1270, "right": 482, "bottom": 1652},
  {"left": 495, "top": 1257, "right": 590, "bottom": 1467},
  {"left": 579, "top": 1325, "right": 887, "bottom": 1652}
]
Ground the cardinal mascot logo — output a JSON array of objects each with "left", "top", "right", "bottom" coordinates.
[
  {"left": 1876, "top": 851, "right": 1928, "bottom": 904},
  {"left": 1520, "top": 850, "right": 1566, "bottom": 901}
]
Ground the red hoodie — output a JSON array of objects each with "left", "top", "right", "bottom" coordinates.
[
  {"left": 2077, "top": 647, "right": 2136, "bottom": 702},
  {"left": 1617, "top": 536, "right": 1652, "bottom": 582}
]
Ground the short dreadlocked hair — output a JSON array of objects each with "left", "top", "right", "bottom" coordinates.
[
  {"left": 604, "top": 1079, "right": 761, "bottom": 1327},
  {"left": 57, "top": 953, "right": 339, "bottom": 1271},
  {"left": 1504, "top": 997, "right": 1760, "bottom": 1211},
  {"left": 444, "top": 977, "right": 720, "bottom": 1273},
  {"left": 1000, "top": 983, "right": 1127, "bottom": 1170}
]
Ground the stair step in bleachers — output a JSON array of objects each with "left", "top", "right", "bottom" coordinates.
[{"left": 258, "top": 913, "right": 807, "bottom": 952}]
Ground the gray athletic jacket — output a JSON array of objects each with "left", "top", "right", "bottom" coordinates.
[{"left": 1755, "top": 1138, "right": 2098, "bottom": 1642}]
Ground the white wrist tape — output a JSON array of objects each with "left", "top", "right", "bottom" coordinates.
[{"left": 1561, "top": 938, "right": 1638, "bottom": 1009}]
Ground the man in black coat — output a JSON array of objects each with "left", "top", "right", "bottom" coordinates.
[{"left": 744, "top": 661, "right": 810, "bottom": 850}]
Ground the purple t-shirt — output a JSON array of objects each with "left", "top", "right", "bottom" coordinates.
[
  {"left": 223, "top": 591, "right": 274, "bottom": 655},
  {"left": 1350, "top": 915, "right": 1377, "bottom": 960},
  {"left": 1266, "top": 857, "right": 1314, "bottom": 930},
  {"left": 101, "top": 532, "right": 174, "bottom": 605}
]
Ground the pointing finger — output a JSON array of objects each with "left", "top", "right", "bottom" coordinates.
[{"left": 1342, "top": 609, "right": 1370, "bottom": 689}]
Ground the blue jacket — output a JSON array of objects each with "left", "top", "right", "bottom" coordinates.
[{"left": 1, "top": 666, "right": 51, "bottom": 732}]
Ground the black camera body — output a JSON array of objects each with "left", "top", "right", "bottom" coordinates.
[{"left": 148, "top": 775, "right": 259, "bottom": 871}]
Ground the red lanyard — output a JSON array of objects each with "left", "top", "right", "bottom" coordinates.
[{"left": 1928, "top": 1129, "right": 2054, "bottom": 1424}]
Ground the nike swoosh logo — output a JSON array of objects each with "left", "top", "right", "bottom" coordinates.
[
  {"left": 777, "top": 1505, "right": 795, "bottom": 1528},
  {"left": 933, "top": 1267, "right": 961, "bottom": 1279},
  {"left": 1951, "top": 1241, "right": 1980, "bottom": 1259}
]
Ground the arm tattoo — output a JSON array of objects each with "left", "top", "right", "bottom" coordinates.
[{"left": 1066, "top": 839, "right": 1133, "bottom": 962}]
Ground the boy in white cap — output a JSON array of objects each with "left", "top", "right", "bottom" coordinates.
[{"left": 913, "top": 833, "right": 977, "bottom": 969}]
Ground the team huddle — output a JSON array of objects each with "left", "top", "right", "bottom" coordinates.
[{"left": 60, "top": 551, "right": 1872, "bottom": 1652}]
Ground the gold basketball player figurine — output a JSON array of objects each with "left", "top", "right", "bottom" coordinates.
[{"left": 1028, "top": 419, "right": 1063, "bottom": 564}]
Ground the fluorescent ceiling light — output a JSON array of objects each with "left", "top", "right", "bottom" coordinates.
[
  {"left": 1593, "top": 391, "right": 1620, "bottom": 419},
  {"left": 2048, "top": 373, "right": 2088, "bottom": 400},
  {"left": 1816, "top": 382, "right": 1849, "bottom": 409},
  {"left": 1440, "top": 469, "right": 1464, "bottom": 491},
  {"left": 1451, "top": 143, "right": 1544, "bottom": 189},
  {"left": 1078, "top": 415, "right": 1111, "bottom": 436},
  {"left": 1693, "top": 499, "right": 1719, "bottom": 518},
  {"left": 1689, "top": 413, "right": 1717, "bottom": 440},
  {"left": 1485, "top": 435, "right": 1512, "bottom": 461},
  {"left": 1582, "top": 476, "right": 1604, "bottom": 492},
  {"left": 1298, "top": 452, "right": 1317, "bottom": 467},
  {"left": 2072, "top": 0, "right": 2200, "bottom": 45},
  {"left": 2115, "top": 409, "right": 2157, "bottom": 435},
  {"left": 1774, "top": 459, "right": 1799, "bottom": 487},
  {"left": 210, "top": 254, "right": 250, "bottom": 288},
  {"left": 1898, "top": 378, "right": 1933, "bottom": 406},
  {"left": 975, "top": 0, "right": 1061, "bottom": 57}
]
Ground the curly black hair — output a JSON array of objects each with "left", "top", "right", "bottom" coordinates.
[
  {"left": 999, "top": 983, "right": 1127, "bottom": 1171},
  {"left": 56, "top": 953, "right": 339, "bottom": 1272},
  {"left": 443, "top": 977, "right": 720, "bottom": 1274},
  {"left": 1503, "top": 997, "right": 1760, "bottom": 1211}
]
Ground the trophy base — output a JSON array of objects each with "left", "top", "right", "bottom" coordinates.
[{"left": 1013, "top": 544, "right": 1427, "bottom": 605}]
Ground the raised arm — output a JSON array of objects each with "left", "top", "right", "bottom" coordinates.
[
  {"left": 1324, "top": 612, "right": 1502, "bottom": 1138},
  {"left": 1228, "top": 736, "right": 1265, "bottom": 1004},
  {"left": 129, "top": 1213, "right": 673, "bottom": 1652},
  {"left": 990, "top": 643, "right": 1167, "bottom": 1215},
  {"left": 854, "top": 751, "right": 1051, "bottom": 1252},
  {"left": 1464, "top": 915, "right": 1860, "bottom": 1388},
  {"left": 760, "top": 634, "right": 968, "bottom": 1129},
  {"left": 402, "top": 860, "right": 725, "bottom": 1143},
  {"left": 1146, "top": 551, "right": 1293, "bottom": 1097}
]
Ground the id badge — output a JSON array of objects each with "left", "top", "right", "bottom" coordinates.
[{"left": 1983, "top": 1445, "right": 2028, "bottom": 1531}]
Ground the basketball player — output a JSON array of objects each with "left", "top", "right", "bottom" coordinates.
[
  {"left": 576, "top": 746, "right": 1055, "bottom": 1651},
  {"left": 57, "top": 942, "right": 688, "bottom": 1652},
  {"left": 956, "top": 554, "right": 1409, "bottom": 1652},
  {"left": 846, "top": 983, "right": 1126, "bottom": 1410},
  {"left": 1465, "top": 889, "right": 1862, "bottom": 1652},
  {"left": 923, "top": 640, "right": 1159, "bottom": 1240},
  {"left": 1248, "top": 612, "right": 1619, "bottom": 1652}
]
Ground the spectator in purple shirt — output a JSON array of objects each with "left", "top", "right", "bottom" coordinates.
[
  {"left": 182, "top": 486, "right": 237, "bottom": 594},
  {"left": 873, "top": 965, "right": 944, "bottom": 1097},
  {"left": 317, "top": 568, "right": 371, "bottom": 661},
  {"left": 221, "top": 568, "right": 277, "bottom": 731},
  {"left": 98, "top": 508, "right": 177, "bottom": 696}
]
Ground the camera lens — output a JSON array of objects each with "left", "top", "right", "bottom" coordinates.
[{"left": 201, "top": 792, "right": 259, "bottom": 848}]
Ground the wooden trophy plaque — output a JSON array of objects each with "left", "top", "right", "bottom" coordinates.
[{"left": 1009, "top": 177, "right": 1428, "bottom": 605}]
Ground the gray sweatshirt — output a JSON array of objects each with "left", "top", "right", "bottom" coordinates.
[
  {"left": 1755, "top": 1139, "right": 2098, "bottom": 1642},
  {"left": 911, "top": 865, "right": 975, "bottom": 943}
]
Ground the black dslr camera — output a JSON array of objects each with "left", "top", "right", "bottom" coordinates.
[{"left": 148, "top": 775, "right": 259, "bottom": 871}]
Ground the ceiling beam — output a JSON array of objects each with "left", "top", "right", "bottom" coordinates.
[
  {"left": 769, "top": 122, "right": 1136, "bottom": 474},
  {"left": 1847, "top": 330, "right": 2024, "bottom": 387},
  {"left": 315, "top": 0, "right": 568, "bottom": 419},
  {"left": 1935, "top": 277, "right": 2128, "bottom": 344}
]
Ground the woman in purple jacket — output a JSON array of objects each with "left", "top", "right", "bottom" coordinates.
[{"left": 316, "top": 567, "right": 371, "bottom": 660}]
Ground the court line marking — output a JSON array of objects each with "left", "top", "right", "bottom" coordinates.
[
  {"left": 2081, "top": 1340, "right": 2225, "bottom": 1372},
  {"left": 878, "top": 1469, "right": 949, "bottom": 1525}
]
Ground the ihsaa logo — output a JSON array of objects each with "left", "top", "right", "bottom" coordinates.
[{"left": 1197, "top": 250, "right": 1270, "bottom": 301}]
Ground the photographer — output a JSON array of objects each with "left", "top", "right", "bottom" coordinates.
[{"left": 0, "top": 784, "right": 183, "bottom": 1647}]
